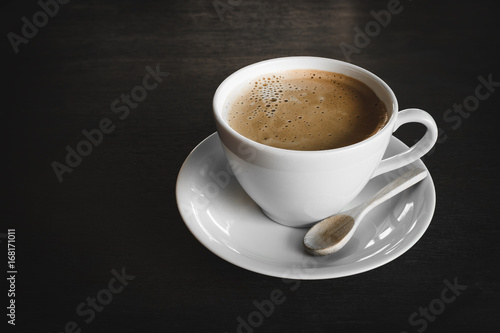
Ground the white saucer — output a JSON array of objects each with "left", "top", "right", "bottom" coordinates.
[{"left": 176, "top": 133, "right": 436, "bottom": 279}]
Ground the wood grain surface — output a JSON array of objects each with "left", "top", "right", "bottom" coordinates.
[{"left": 2, "top": 0, "right": 499, "bottom": 332}]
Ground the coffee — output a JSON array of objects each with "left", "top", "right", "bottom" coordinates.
[{"left": 225, "top": 69, "right": 388, "bottom": 150}]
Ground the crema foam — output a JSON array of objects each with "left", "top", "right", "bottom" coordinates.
[{"left": 225, "top": 69, "right": 388, "bottom": 150}]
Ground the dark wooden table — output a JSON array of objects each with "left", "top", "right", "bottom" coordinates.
[{"left": 2, "top": 0, "right": 499, "bottom": 332}]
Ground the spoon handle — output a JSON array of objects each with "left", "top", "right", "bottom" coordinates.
[{"left": 360, "top": 168, "right": 428, "bottom": 215}]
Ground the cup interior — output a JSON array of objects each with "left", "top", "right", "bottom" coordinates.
[{"left": 213, "top": 56, "right": 398, "bottom": 150}]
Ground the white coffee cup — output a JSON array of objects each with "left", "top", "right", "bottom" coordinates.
[{"left": 213, "top": 56, "right": 437, "bottom": 227}]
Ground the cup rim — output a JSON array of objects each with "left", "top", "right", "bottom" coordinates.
[{"left": 213, "top": 56, "right": 398, "bottom": 154}]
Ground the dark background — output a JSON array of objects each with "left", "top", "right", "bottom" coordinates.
[{"left": 2, "top": 0, "right": 499, "bottom": 332}]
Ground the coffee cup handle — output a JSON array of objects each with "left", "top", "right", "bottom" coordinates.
[{"left": 371, "top": 108, "right": 438, "bottom": 178}]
